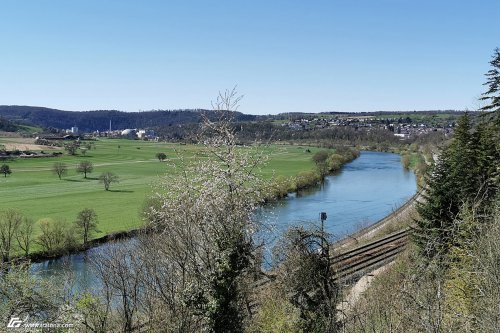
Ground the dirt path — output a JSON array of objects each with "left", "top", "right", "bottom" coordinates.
[{"left": 337, "top": 262, "right": 394, "bottom": 319}]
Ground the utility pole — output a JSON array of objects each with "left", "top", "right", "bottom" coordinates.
[{"left": 320, "top": 212, "right": 327, "bottom": 250}]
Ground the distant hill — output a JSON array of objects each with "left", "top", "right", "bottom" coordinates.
[
  {"left": 0, "top": 106, "right": 256, "bottom": 132},
  {"left": 0, "top": 116, "right": 21, "bottom": 132}
]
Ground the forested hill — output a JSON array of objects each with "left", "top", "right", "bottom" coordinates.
[{"left": 0, "top": 105, "right": 256, "bottom": 132}]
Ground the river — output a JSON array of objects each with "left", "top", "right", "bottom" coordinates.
[{"left": 32, "top": 151, "right": 416, "bottom": 291}]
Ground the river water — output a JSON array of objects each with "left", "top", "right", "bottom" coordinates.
[{"left": 32, "top": 151, "right": 416, "bottom": 291}]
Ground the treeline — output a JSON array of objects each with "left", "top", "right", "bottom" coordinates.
[
  {"left": 157, "top": 121, "right": 407, "bottom": 147},
  {"left": 0, "top": 105, "right": 256, "bottom": 132},
  {"left": 257, "top": 109, "right": 465, "bottom": 121}
]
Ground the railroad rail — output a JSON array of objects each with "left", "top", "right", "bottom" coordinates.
[
  {"left": 331, "top": 229, "right": 409, "bottom": 283},
  {"left": 250, "top": 228, "right": 410, "bottom": 310}
]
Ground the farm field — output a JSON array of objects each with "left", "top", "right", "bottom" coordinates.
[{"left": 0, "top": 138, "right": 323, "bottom": 240}]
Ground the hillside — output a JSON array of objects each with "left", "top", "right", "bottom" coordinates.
[{"left": 0, "top": 105, "right": 256, "bottom": 132}]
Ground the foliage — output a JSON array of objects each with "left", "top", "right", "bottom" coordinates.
[
  {"left": 75, "top": 292, "right": 111, "bottom": 333},
  {"left": 415, "top": 112, "right": 499, "bottom": 259},
  {"left": 0, "top": 164, "right": 11, "bottom": 177},
  {"left": 312, "top": 150, "right": 331, "bottom": 178},
  {"left": 273, "top": 227, "right": 340, "bottom": 332},
  {"left": 480, "top": 48, "right": 500, "bottom": 112},
  {"left": 249, "top": 297, "right": 301, "bottom": 333},
  {"left": 155, "top": 152, "right": 167, "bottom": 161},
  {"left": 0, "top": 263, "right": 69, "bottom": 325}
]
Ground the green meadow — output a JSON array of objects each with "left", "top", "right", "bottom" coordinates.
[{"left": 0, "top": 138, "right": 322, "bottom": 239}]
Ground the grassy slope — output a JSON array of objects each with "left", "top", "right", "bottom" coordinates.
[{"left": 0, "top": 139, "right": 322, "bottom": 240}]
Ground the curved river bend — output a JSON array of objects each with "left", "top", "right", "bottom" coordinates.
[{"left": 32, "top": 151, "right": 417, "bottom": 290}]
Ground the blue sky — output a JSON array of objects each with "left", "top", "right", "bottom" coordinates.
[{"left": 0, "top": 0, "right": 498, "bottom": 114}]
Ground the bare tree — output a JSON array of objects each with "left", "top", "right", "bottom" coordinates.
[
  {"left": 37, "top": 218, "right": 76, "bottom": 252},
  {"left": 77, "top": 161, "right": 94, "bottom": 179},
  {"left": 99, "top": 172, "right": 119, "bottom": 191},
  {"left": 0, "top": 209, "right": 23, "bottom": 262},
  {"left": 91, "top": 243, "right": 145, "bottom": 332},
  {"left": 64, "top": 142, "right": 78, "bottom": 155},
  {"left": 53, "top": 162, "right": 68, "bottom": 180},
  {"left": 75, "top": 208, "right": 98, "bottom": 244},
  {"left": 15, "top": 216, "right": 34, "bottom": 256}
]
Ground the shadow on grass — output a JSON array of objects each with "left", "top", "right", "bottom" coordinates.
[
  {"left": 107, "top": 189, "right": 134, "bottom": 193},
  {"left": 64, "top": 179, "right": 85, "bottom": 182},
  {"left": 85, "top": 177, "right": 99, "bottom": 180}
]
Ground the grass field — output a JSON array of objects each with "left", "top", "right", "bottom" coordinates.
[{"left": 0, "top": 138, "right": 323, "bottom": 241}]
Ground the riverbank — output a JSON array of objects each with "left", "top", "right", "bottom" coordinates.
[{"left": 15, "top": 145, "right": 361, "bottom": 264}]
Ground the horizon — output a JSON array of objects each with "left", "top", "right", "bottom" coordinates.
[
  {"left": 0, "top": 104, "right": 468, "bottom": 116},
  {"left": 0, "top": 1, "right": 498, "bottom": 114}
]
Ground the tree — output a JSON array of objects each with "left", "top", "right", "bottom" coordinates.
[
  {"left": 75, "top": 208, "right": 98, "bottom": 244},
  {"left": 37, "top": 218, "right": 76, "bottom": 252},
  {"left": 0, "top": 262, "right": 69, "bottom": 327},
  {"left": 0, "top": 209, "right": 22, "bottom": 262},
  {"left": 480, "top": 48, "right": 500, "bottom": 112},
  {"left": 144, "top": 88, "right": 267, "bottom": 332},
  {"left": 155, "top": 152, "right": 167, "bottom": 162},
  {"left": 312, "top": 150, "right": 331, "bottom": 178},
  {"left": 91, "top": 243, "right": 144, "bottom": 332},
  {"left": 274, "top": 227, "right": 339, "bottom": 332},
  {"left": 64, "top": 142, "right": 78, "bottom": 155},
  {"left": 0, "top": 164, "right": 11, "bottom": 177},
  {"left": 76, "top": 161, "right": 94, "bottom": 178},
  {"left": 99, "top": 172, "right": 119, "bottom": 191},
  {"left": 52, "top": 162, "right": 68, "bottom": 180},
  {"left": 16, "top": 216, "right": 34, "bottom": 256},
  {"left": 415, "top": 111, "right": 499, "bottom": 260}
]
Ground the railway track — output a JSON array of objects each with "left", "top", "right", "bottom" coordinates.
[
  {"left": 331, "top": 230, "right": 408, "bottom": 283},
  {"left": 331, "top": 229, "right": 409, "bottom": 282},
  {"left": 249, "top": 229, "right": 410, "bottom": 312}
]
